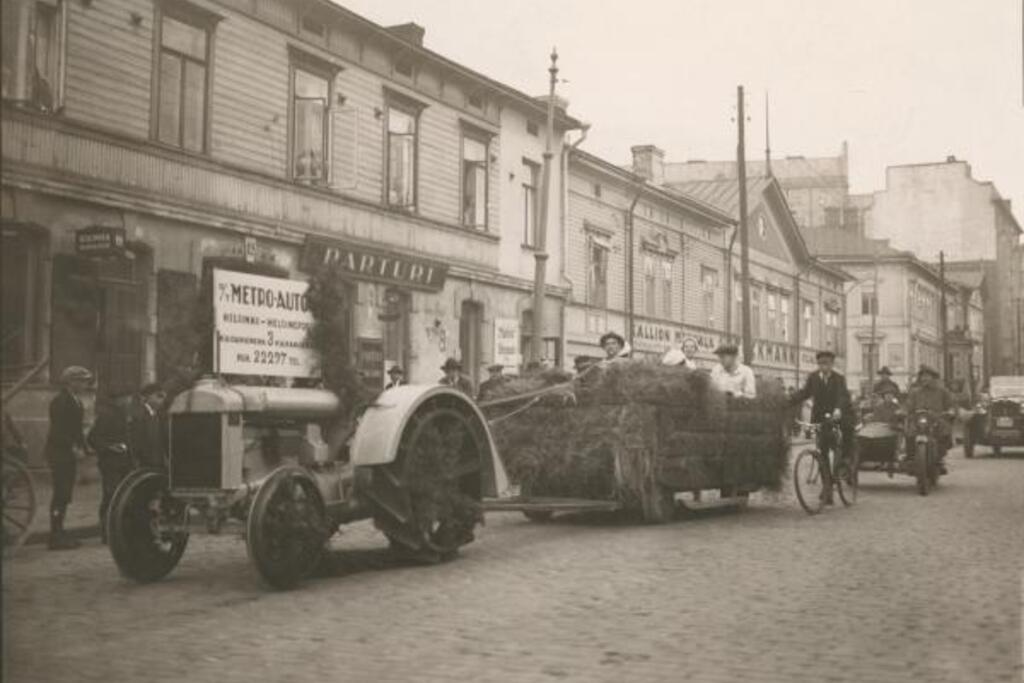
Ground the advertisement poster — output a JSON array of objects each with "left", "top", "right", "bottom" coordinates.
[
  {"left": 493, "top": 318, "right": 522, "bottom": 370},
  {"left": 212, "top": 269, "right": 318, "bottom": 378}
]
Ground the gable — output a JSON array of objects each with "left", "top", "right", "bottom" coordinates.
[{"left": 748, "top": 192, "right": 797, "bottom": 266}]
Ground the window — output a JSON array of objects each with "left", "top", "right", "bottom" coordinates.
[
  {"left": 526, "top": 121, "right": 539, "bottom": 136},
  {"left": 861, "top": 291, "right": 878, "bottom": 316},
  {"left": 766, "top": 290, "right": 778, "bottom": 339},
  {"left": 661, "top": 259, "right": 673, "bottom": 318},
  {"left": 824, "top": 207, "right": 841, "bottom": 229},
  {"left": 802, "top": 300, "right": 814, "bottom": 347},
  {"left": 522, "top": 160, "right": 540, "bottom": 246},
  {"left": 393, "top": 56, "right": 414, "bottom": 78},
  {"left": 757, "top": 214, "right": 768, "bottom": 238},
  {"left": 587, "top": 234, "right": 609, "bottom": 308},
  {"left": 461, "top": 133, "right": 489, "bottom": 229},
  {"left": 300, "top": 14, "right": 326, "bottom": 40},
  {"left": 825, "top": 308, "right": 840, "bottom": 352},
  {"left": 643, "top": 255, "right": 656, "bottom": 317},
  {"left": 780, "top": 294, "right": 791, "bottom": 342},
  {"left": 290, "top": 67, "right": 331, "bottom": 182},
  {"left": 887, "top": 342, "right": 905, "bottom": 370},
  {"left": 1, "top": 0, "right": 64, "bottom": 111},
  {"left": 1, "top": 227, "right": 45, "bottom": 380},
  {"left": 751, "top": 286, "right": 762, "bottom": 339},
  {"left": 156, "top": 11, "right": 212, "bottom": 152},
  {"left": 701, "top": 266, "right": 719, "bottom": 327},
  {"left": 593, "top": 183, "right": 602, "bottom": 199},
  {"left": 861, "top": 341, "right": 879, "bottom": 374},
  {"left": 733, "top": 278, "right": 743, "bottom": 336},
  {"left": 386, "top": 103, "right": 418, "bottom": 208}
]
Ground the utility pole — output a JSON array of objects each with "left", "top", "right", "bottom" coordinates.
[
  {"left": 737, "top": 86, "right": 752, "bottom": 363},
  {"left": 868, "top": 251, "right": 879, "bottom": 391},
  {"left": 764, "top": 91, "right": 772, "bottom": 177},
  {"left": 939, "top": 251, "right": 949, "bottom": 384},
  {"left": 531, "top": 49, "right": 558, "bottom": 364}
]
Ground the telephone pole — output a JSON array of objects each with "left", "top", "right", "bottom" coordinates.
[
  {"left": 939, "top": 251, "right": 949, "bottom": 383},
  {"left": 737, "top": 86, "right": 752, "bottom": 363},
  {"left": 531, "top": 49, "right": 558, "bottom": 364}
]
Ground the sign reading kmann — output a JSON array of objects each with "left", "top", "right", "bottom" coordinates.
[
  {"left": 212, "top": 269, "right": 318, "bottom": 378},
  {"left": 299, "top": 237, "right": 449, "bottom": 291}
]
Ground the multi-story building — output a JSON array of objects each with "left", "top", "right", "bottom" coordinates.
[
  {"left": 1, "top": 0, "right": 582, "bottom": 456},
  {"left": 802, "top": 230, "right": 985, "bottom": 395},
  {"left": 860, "top": 158, "right": 1022, "bottom": 376},
  {"left": 564, "top": 145, "right": 849, "bottom": 388},
  {"left": 660, "top": 142, "right": 864, "bottom": 233}
]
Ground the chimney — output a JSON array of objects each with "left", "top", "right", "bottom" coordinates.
[
  {"left": 631, "top": 145, "right": 665, "bottom": 186},
  {"left": 946, "top": 155, "right": 957, "bottom": 163},
  {"left": 386, "top": 22, "right": 425, "bottom": 46}
]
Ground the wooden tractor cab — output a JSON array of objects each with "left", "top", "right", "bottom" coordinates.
[{"left": 107, "top": 378, "right": 505, "bottom": 589}]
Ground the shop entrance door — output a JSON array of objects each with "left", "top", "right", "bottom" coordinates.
[{"left": 459, "top": 300, "right": 483, "bottom": 392}]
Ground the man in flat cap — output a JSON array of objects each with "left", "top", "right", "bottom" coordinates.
[
  {"left": 384, "top": 365, "right": 405, "bottom": 390},
  {"left": 904, "top": 364, "right": 956, "bottom": 473},
  {"left": 477, "top": 363, "right": 507, "bottom": 402},
  {"left": 598, "top": 331, "right": 631, "bottom": 363},
  {"left": 790, "top": 349, "right": 854, "bottom": 504},
  {"left": 710, "top": 344, "right": 756, "bottom": 398},
  {"left": 439, "top": 358, "right": 473, "bottom": 396},
  {"left": 45, "top": 366, "right": 93, "bottom": 550}
]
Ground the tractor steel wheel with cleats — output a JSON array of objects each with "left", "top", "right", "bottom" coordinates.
[
  {"left": 247, "top": 466, "right": 330, "bottom": 590},
  {"left": 108, "top": 469, "right": 188, "bottom": 582},
  {"left": 365, "top": 393, "right": 487, "bottom": 564}
]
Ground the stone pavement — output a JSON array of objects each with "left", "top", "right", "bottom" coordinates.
[{"left": 3, "top": 446, "right": 1022, "bottom": 683}]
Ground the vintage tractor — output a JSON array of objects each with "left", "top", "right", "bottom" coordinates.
[{"left": 106, "top": 378, "right": 506, "bottom": 589}]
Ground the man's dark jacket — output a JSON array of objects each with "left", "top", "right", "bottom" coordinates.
[
  {"left": 129, "top": 401, "right": 166, "bottom": 468},
  {"left": 791, "top": 371, "right": 853, "bottom": 424},
  {"left": 45, "top": 389, "right": 86, "bottom": 462}
]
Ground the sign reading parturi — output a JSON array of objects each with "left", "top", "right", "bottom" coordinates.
[
  {"left": 300, "top": 236, "right": 449, "bottom": 291},
  {"left": 212, "top": 269, "right": 318, "bottom": 378}
]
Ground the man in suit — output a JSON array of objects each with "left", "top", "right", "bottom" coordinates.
[
  {"left": 129, "top": 382, "right": 168, "bottom": 470},
  {"left": 45, "top": 366, "right": 93, "bottom": 550},
  {"left": 790, "top": 350, "right": 854, "bottom": 505},
  {"left": 438, "top": 358, "right": 474, "bottom": 395},
  {"left": 88, "top": 390, "right": 133, "bottom": 543},
  {"left": 477, "top": 364, "right": 507, "bottom": 402},
  {"left": 384, "top": 366, "right": 405, "bottom": 390}
]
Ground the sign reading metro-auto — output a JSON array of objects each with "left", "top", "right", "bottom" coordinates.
[
  {"left": 212, "top": 269, "right": 318, "bottom": 378},
  {"left": 299, "top": 236, "right": 449, "bottom": 291}
]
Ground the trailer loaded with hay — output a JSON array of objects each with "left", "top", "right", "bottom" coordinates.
[{"left": 480, "top": 361, "right": 791, "bottom": 522}]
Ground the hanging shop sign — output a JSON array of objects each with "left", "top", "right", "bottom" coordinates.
[
  {"left": 75, "top": 226, "right": 127, "bottom": 257},
  {"left": 493, "top": 318, "right": 522, "bottom": 369},
  {"left": 212, "top": 269, "right": 318, "bottom": 378},
  {"left": 300, "top": 236, "right": 449, "bottom": 292}
]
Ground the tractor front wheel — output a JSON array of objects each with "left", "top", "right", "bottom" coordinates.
[{"left": 108, "top": 469, "right": 188, "bottom": 583}]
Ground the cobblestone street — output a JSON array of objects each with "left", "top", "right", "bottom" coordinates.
[{"left": 3, "top": 447, "right": 1022, "bottom": 683}]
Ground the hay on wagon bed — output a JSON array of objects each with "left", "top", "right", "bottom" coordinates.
[{"left": 488, "top": 360, "right": 791, "bottom": 505}]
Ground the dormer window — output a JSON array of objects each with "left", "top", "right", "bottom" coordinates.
[
  {"left": 466, "top": 92, "right": 484, "bottom": 111},
  {"left": 394, "top": 56, "right": 414, "bottom": 79}
]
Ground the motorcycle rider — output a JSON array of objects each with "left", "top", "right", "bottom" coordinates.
[{"left": 904, "top": 365, "right": 956, "bottom": 474}]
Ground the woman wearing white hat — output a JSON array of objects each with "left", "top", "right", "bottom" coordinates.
[
  {"left": 661, "top": 347, "right": 696, "bottom": 370},
  {"left": 44, "top": 366, "right": 93, "bottom": 550}
]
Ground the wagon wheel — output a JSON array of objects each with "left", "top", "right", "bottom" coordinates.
[
  {"left": 2, "top": 455, "right": 36, "bottom": 552},
  {"left": 247, "top": 466, "right": 329, "bottom": 590},
  {"left": 365, "top": 393, "right": 486, "bottom": 563},
  {"left": 108, "top": 469, "right": 188, "bottom": 582}
]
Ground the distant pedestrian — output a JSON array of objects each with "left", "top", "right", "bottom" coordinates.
[
  {"left": 129, "top": 382, "right": 168, "bottom": 470},
  {"left": 384, "top": 366, "right": 405, "bottom": 390},
  {"left": 88, "top": 390, "right": 133, "bottom": 544},
  {"left": 439, "top": 358, "right": 473, "bottom": 395},
  {"left": 710, "top": 344, "right": 757, "bottom": 398},
  {"left": 45, "top": 366, "right": 93, "bottom": 550},
  {"left": 477, "top": 364, "right": 507, "bottom": 401},
  {"left": 873, "top": 366, "right": 900, "bottom": 397}
]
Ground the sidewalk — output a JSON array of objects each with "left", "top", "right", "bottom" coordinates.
[{"left": 24, "top": 461, "right": 103, "bottom": 545}]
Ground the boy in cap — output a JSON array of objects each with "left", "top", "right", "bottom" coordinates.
[
  {"left": 789, "top": 350, "right": 854, "bottom": 504},
  {"left": 45, "top": 366, "right": 93, "bottom": 550},
  {"left": 439, "top": 358, "right": 473, "bottom": 395},
  {"left": 904, "top": 364, "right": 956, "bottom": 473},
  {"left": 710, "top": 344, "right": 756, "bottom": 398},
  {"left": 384, "top": 365, "right": 405, "bottom": 390}
]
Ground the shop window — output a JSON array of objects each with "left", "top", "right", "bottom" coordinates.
[
  {"left": 1, "top": 0, "right": 65, "bottom": 111},
  {"left": 1, "top": 226, "right": 45, "bottom": 381},
  {"left": 291, "top": 65, "right": 331, "bottom": 183},
  {"left": 385, "top": 98, "right": 419, "bottom": 209},
  {"left": 156, "top": 269, "right": 199, "bottom": 385},
  {"left": 459, "top": 300, "right": 483, "bottom": 390},
  {"left": 461, "top": 133, "right": 489, "bottom": 229},
  {"left": 381, "top": 288, "right": 410, "bottom": 374},
  {"left": 587, "top": 234, "right": 609, "bottom": 308},
  {"left": 522, "top": 159, "right": 540, "bottom": 246},
  {"left": 155, "top": 5, "right": 216, "bottom": 152}
]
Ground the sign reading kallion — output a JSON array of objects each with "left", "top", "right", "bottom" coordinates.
[{"left": 300, "top": 237, "right": 449, "bottom": 291}]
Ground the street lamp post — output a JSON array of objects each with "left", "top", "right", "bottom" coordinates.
[{"left": 530, "top": 49, "right": 558, "bottom": 364}]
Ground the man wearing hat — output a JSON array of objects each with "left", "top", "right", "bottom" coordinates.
[
  {"left": 477, "top": 363, "right": 507, "bottom": 402},
  {"left": 873, "top": 366, "right": 900, "bottom": 398},
  {"left": 129, "top": 382, "right": 168, "bottom": 470},
  {"left": 45, "top": 366, "right": 93, "bottom": 550},
  {"left": 905, "top": 364, "right": 956, "bottom": 473},
  {"left": 384, "top": 366, "right": 405, "bottom": 390},
  {"left": 790, "top": 350, "right": 854, "bottom": 504},
  {"left": 598, "top": 331, "right": 631, "bottom": 362},
  {"left": 710, "top": 344, "right": 756, "bottom": 398},
  {"left": 439, "top": 358, "right": 473, "bottom": 395}
]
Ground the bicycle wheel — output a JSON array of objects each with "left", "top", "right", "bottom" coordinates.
[
  {"left": 837, "top": 448, "right": 858, "bottom": 506},
  {"left": 793, "top": 449, "right": 824, "bottom": 515}
]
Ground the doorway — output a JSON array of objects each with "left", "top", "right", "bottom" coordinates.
[{"left": 459, "top": 300, "right": 483, "bottom": 392}]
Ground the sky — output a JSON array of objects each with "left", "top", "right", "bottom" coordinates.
[{"left": 339, "top": 0, "right": 1024, "bottom": 216}]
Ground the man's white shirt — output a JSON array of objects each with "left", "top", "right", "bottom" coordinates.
[{"left": 710, "top": 363, "right": 757, "bottom": 398}]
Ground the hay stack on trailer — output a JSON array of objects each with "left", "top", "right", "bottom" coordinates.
[{"left": 485, "top": 361, "right": 790, "bottom": 522}]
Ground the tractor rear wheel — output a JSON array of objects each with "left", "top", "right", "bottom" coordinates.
[{"left": 364, "top": 393, "right": 487, "bottom": 563}]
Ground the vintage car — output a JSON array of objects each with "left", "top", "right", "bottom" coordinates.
[{"left": 963, "top": 375, "right": 1024, "bottom": 457}]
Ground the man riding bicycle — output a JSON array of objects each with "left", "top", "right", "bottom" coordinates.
[{"left": 790, "top": 349, "right": 855, "bottom": 505}]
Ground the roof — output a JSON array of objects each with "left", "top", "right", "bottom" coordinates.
[
  {"left": 314, "top": 1, "right": 584, "bottom": 129},
  {"left": 666, "top": 177, "right": 773, "bottom": 218},
  {"left": 662, "top": 155, "right": 847, "bottom": 188},
  {"left": 798, "top": 229, "right": 901, "bottom": 258}
]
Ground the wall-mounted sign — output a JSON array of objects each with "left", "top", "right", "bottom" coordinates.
[
  {"left": 75, "top": 226, "right": 126, "bottom": 257},
  {"left": 212, "top": 269, "right": 318, "bottom": 378},
  {"left": 300, "top": 236, "right": 449, "bottom": 291},
  {"left": 493, "top": 318, "right": 522, "bottom": 369}
]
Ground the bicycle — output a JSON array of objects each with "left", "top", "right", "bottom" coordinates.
[{"left": 793, "top": 413, "right": 859, "bottom": 515}]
